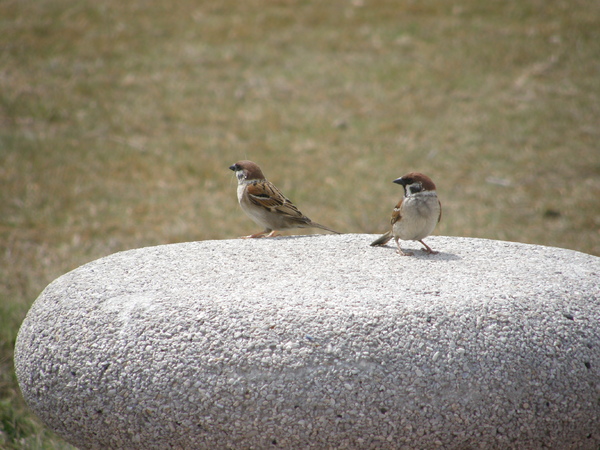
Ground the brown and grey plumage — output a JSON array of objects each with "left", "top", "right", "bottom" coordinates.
[
  {"left": 229, "top": 160, "right": 340, "bottom": 238},
  {"left": 371, "top": 172, "right": 441, "bottom": 255}
]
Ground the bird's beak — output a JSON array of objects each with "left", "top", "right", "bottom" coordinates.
[
  {"left": 393, "top": 177, "right": 405, "bottom": 186},
  {"left": 229, "top": 165, "right": 236, "bottom": 171}
]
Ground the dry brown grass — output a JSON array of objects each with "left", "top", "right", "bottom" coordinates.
[{"left": 1, "top": 0, "right": 599, "bottom": 446}]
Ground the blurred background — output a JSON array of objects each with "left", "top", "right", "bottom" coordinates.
[{"left": 1, "top": 0, "right": 599, "bottom": 447}]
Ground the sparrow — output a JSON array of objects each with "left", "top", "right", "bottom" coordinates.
[
  {"left": 229, "top": 160, "right": 340, "bottom": 238},
  {"left": 370, "top": 172, "right": 441, "bottom": 256}
]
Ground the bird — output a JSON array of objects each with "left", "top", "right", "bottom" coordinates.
[
  {"left": 229, "top": 160, "right": 340, "bottom": 238},
  {"left": 370, "top": 172, "right": 441, "bottom": 256}
]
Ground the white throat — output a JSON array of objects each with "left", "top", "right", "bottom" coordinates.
[{"left": 236, "top": 171, "right": 247, "bottom": 184}]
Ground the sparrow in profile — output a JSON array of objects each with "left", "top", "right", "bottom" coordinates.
[
  {"left": 229, "top": 160, "right": 340, "bottom": 238},
  {"left": 371, "top": 172, "right": 441, "bottom": 256}
]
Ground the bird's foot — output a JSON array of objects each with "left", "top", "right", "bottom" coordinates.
[
  {"left": 240, "top": 230, "right": 280, "bottom": 239},
  {"left": 241, "top": 232, "right": 268, "bottom": 239},
  {"left": 419, "top": 240, "right": 438, "bottom": 254}
]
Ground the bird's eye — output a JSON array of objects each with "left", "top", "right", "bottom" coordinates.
[{"left": 409, "top": 183, "right": 423, "bottom": 194}]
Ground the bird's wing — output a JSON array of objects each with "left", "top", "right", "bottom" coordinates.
[
  {"left": 390, "top": 198, "right": 403, "bottom": 225},
  {"left": 247, "top": 181, "right": 305, "bottom": 218}
]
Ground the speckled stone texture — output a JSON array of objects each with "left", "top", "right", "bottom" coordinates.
[{"left": 14, "top": 235, "right": 600, "bottom": 449}]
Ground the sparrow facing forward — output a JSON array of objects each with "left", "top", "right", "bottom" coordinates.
[
  {"left": 229, "top": 160, "right": 340, "bottom": 238},
  {"left": 370, "top": 172, "right": 441, "bottom": 256}
]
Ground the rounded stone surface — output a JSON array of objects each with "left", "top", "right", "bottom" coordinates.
[{"left": 15, "top": 235, "right": 600, "bottom": 449}]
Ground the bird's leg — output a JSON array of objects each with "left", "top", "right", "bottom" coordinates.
[
  {"left": 241, "top": 229, "right": 270, "bottom": 239},
  {"left": 395, "top": 237, "right": 414, "bottom": 256},
  {"left": 264, "top": 230, "right": 281, "bottom": 238},
  {"left": 419, "top": 240, "right": 438, "bottom": 254}
]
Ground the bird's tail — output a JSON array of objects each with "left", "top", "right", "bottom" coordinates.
[
  {"left": 310, "top": 222, "right": 341, "bottom": 234},
  {"left": 370, "top": 230, "right": 393, "bottom": 246}
]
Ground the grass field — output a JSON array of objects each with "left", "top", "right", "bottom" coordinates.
[{"left": 1, "top": 0, "right": 599, "bottom": 447}]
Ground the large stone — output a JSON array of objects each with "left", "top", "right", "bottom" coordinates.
[{"left": 14, "top": 235, "right": 600, "bottom": 449}]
